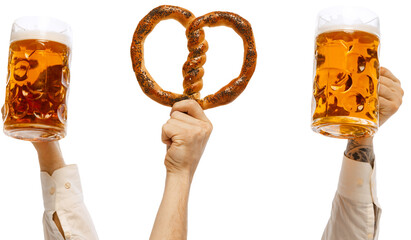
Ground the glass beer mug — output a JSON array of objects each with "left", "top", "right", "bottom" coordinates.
[
  {"left": 2, "top": 17, "right": 72, "bottom": 141},
  {"left": 311, "top": 7, "right": 380, "bottom": 138}
]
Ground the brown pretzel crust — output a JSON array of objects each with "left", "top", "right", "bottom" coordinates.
[
  {"left": 131, "top": 5, "right": 197, "bottom": 107},
  {"left": 186, "top": 12, "right": 257, "bottom": 109},
  {"left": 131, "top": 6, "right": 257, "bottom": 109}
]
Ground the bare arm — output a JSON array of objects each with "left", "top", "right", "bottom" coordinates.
[
  {"left": 32, "top": 141, "right": 66, "bottom": 175},
  {"left": 150, "top": 100, "right": 212, "bottom": 240},
  {"left": 150, "top": 174, "right": 191, "bottom": 240},
  {"left": 345, "top": 137, "right": 375, "bottom": 167}
]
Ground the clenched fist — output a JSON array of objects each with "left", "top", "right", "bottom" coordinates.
[
  {"left": 379, "top": 67, "right": 404, "bottom": 126},
  {"left": 162, "top": 100, "right": 213, "bottom": 181}
]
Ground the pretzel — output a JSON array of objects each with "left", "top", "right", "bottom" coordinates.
[{"left": 131, "top": 5, "right": 257, "bottom": 109}]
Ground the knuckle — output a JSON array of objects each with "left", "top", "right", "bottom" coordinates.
[
  {"left": 187, "top": 99, "right": 197, "bottom": 108},
  {"left": 200, "top": 121, "right": 212, "bottom": 133},
  {"left": 166, "top": 118, "right": 175, "bottom": 125},
  {"left": 189, "top": 126, "right": 205, "bottom": 140},
  {"left": 398, "top": 98, "right": 403, "bottom": 106},
  {"left": 205, "top": 122, "right": 213, "bottom": 133},
  {"left": 390, "top": 102, "right": 399, "bottom": 111},
  {"left": 193, "top": 126, "right": 203, "bottom": 135},
  {"left": 170, "top": 111, "right": 180, "bottom": 119},
  {"left": 172, "top": 100, "right": 182, "bottom": 108}
]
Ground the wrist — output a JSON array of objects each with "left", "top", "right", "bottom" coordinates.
[
  {"left": 32, "top": 141, "right": 66, "bottom": 175},
  {"left": 166, "top": 171, "right": 193, "bottom": 186},
  {"left": 345, "top": 136, "right": 375, "bottom": 167},
  {"left": 40, "top": 162, "right": 66, "bottom": 175},
  {"left": 350, "top": 136, "right": 373, "bottom": 145}
]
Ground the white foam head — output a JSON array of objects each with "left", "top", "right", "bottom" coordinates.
[
  {"left": 316, "top": 6, "right": 380, "bottom": 37},
  {"left": 10, "top": 16, "right": 72, "bottom": 47},
  {"left": 11, "top": 30, "right": 72, "bottom": 46}
]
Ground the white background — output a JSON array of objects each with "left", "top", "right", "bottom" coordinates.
[{"left": 0, "top": 0, "right": 410, "bottom": 239}]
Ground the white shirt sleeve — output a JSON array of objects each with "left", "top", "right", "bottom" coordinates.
[
  {"left": 40, "top": 165, "right": 99, "bottom": 240},
  {"left": 322, "top": 156, "right": 381, "bottom": 240}
]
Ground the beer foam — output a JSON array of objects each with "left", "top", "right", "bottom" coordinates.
[
  {"left": 316, "top": 24, "right": 380, "bottom": 37},
  {"left": 316, "top": 6, "right": 380, "bottom": 37},
  {"left": 11, "top": 30, "right": 71, "bottom": 46}
]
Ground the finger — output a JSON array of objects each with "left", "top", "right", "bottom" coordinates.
[
  {"left": 161, "top": 118, "right": 191, "bottom": 144},
  {"left": 380, "top": 67, "right": 401, "bottom": 84},
  {"left": 378, "top": 96, "right": 390, "bottom": 109},
  {"left": 378, "top": 83, "right": 396, "bottom": 101},
  {"left": 161, "top": 122, "right": 175, "bottom": 146},
  {"left": 380, "top": 75, "right": 401, "bottom": 88},
  {"left": 379, "top": 96, "right": 401, "bottom": 115},
  {"left": 170, "top": 110, "right": 202, "bottom": 125},
  {"left": 171, "top": 99, "right": 210, "bottom": 122},
  {"left": 380, "top": 76, "right": 404, "bottom": 96},
  {"left": 378, "top": 97, "right": 390, "bottom": 126}
]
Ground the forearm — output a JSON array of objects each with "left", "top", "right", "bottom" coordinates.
[
  {"left": 150, "top": 173, "right": 192, "bottom": 240},
  {"left": 32, "top": 141, "right": 66, "bottom": 175},
  {"left": 345, "top": 137, "right": 375, "bottom": 167}
]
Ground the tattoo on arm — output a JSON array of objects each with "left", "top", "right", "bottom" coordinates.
[{"left": 345, "top": 139, "right": 375, "bottom": 167}]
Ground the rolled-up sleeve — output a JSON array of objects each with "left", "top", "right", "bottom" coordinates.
[
  {"left": 322, "top": 156, "right": 381, "bottom": 240},
  {"left": 41, "top": 165, "right": 98, "bottom": 240}
]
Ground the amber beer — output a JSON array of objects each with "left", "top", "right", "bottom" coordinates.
[
  {"left": 311, "top": 30, "right": 379, "bottom": 138},
  {"left": 2, "top": 17, "right": 71, "bottom": 141},
  {"left": 311, "top": 7, "right": 381, "bottom": 138}
]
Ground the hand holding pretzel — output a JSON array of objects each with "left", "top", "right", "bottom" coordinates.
[{"left": 131, "top": 5, "right": 257, "bottom": 109}]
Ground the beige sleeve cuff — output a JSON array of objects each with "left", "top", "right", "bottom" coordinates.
[
  {"left": 337, "top": 156, "right": 379, "bottom": 205},
  {"left": 322, "top": 156, "right": 382, "bottom": 240},
  {"left": 40, "top": 164, "right": 99, "bottom": 240},
  {"left": 40, "top": 164, "right": 83, "bottom": 211}
]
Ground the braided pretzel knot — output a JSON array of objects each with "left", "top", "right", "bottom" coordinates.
[{"left": 131, "top": 5, "right": 257, "bottom": 109}]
